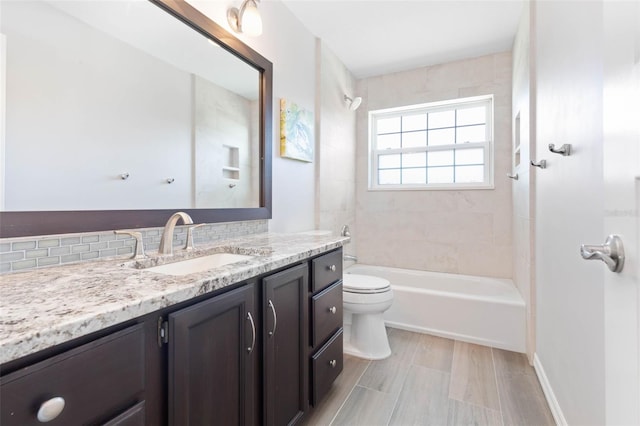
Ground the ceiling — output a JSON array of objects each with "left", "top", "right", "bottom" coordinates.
[{"left": 281, "top": 0, "right": 525, "bottom": 78}]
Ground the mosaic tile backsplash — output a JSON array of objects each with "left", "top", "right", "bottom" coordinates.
[{"left": 0, "top": 219, "right": 268, "bottom": 274}]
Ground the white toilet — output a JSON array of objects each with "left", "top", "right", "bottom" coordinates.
[{"left": 343, "top": 273, "right": 394, "bottom": 360}]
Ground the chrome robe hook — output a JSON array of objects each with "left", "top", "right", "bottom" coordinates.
[{"left": 548, "top": 143, "right": 572, "bottom": 156}]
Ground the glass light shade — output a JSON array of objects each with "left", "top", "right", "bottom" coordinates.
[{"left": 241, "top": 2, "right": 262, "bottom": 36}]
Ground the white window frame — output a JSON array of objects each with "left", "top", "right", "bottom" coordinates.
[{"left": 368, "top": 95, "right": 494, "bottom": 191}]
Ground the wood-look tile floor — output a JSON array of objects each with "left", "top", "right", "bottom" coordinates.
[{"left": 303, "top": 328, "right": 555, "bottom": 426}]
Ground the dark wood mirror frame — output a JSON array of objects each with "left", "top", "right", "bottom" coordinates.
[{"left": 0, "top": 0, "right": 273, "bottom": 238}]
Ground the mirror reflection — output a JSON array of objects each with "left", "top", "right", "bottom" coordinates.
[{"left": 1, "top": 0, "right": 261, "bottom": 211}]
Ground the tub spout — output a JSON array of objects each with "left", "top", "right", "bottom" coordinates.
[{"left": 344, "top": 254, "right": 358, "bottom": 262}]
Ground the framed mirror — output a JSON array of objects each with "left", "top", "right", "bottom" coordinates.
[{"left": 0, "top": 0, "right": 273, "bottom": 238}]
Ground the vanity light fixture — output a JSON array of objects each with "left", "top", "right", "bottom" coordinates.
[
  {"left": 227, "top": 0, "right": 263, "bottom": 37},
  {"left": 344, "top": 94, "right": 362, "bottom": 111}
]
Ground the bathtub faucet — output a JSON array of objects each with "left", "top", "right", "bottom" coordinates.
[{"left": 343, "top": 254, "right": 357, "bottom": 262}]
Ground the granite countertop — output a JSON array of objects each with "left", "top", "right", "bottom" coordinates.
[{"left": 0, "top": 232, "right": 349, "bottom": 365}]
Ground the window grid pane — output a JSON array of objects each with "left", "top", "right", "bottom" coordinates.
[
  {"left": 371, "top": 97, "right": 492, "bottom": 188},
  {"left": 402, "top": 130, "right": 427, "bottom": 148}
]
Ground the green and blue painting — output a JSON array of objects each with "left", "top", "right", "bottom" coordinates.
[{"left": 280, "top": 99, "right": 313, "bottom": 162}]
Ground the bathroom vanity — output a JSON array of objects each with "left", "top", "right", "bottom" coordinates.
[{"left": 0, "top": 234, "right": 346, "bottom": 425}]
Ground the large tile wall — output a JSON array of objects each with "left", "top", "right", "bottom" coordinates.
[
  {"left": 0, "top": 219, "right": 268, "bottom": 274},
  {"left": 316, "top": 40, "right": 358, "bottom": 256},
  {"left": 355, "top": 52, "right": 513, "bottom": 278}
]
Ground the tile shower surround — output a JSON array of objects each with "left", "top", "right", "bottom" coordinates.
[
  {"left": 355, "top": 52, "right": 514, "bottom": 278},
  {"left": 0, "top": 219, "right": 268, "bottom": 274}
]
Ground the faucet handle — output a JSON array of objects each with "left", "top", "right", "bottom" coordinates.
[
  {"left": 184, "top": 224, "right": 206, "bottom": 251},
  {"left": 114, "top": 230, "right": 146, "bottom": 259}
]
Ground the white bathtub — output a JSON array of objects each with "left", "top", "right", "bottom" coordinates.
[{"left": 344, "top": 264, "right": 526, "bottom": 353}]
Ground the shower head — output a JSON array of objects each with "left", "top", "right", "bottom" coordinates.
[{"left": 344, "top": 94, "right": 362, "bottom": 111}]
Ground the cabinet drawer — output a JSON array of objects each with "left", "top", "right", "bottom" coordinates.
[
  {"left": 311, "top": 281, "right": 343, "bottom": 348},
  {"left": 310, "top": 329, "right": 343, "bottom": 407},
  {"left": 311, "top": 249, "right": 343, "bottom": 293},
  {"left": 103, "top": 401, "right": 145, "bottom": 426},
  {"left": 0, "top": 324, "right": 145, "bottom": 426}
]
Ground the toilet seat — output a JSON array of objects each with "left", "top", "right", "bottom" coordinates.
[{"left": 344, "top": 273, "right": 391, "bottom": 294}]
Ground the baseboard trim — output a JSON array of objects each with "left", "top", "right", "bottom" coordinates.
[{"left": 533, "top": 353, "right": 567, "bottom": 426}]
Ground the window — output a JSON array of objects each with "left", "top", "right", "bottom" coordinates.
[{"left": 369, "top": 95, "right": 494, "bottom": 190}]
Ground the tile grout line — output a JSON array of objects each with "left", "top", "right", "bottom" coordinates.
[
  {"left": 386, "top": 332, "right": 424, "bottom": 426},
  {"left": 328, "top": 358, "right": 372, "bottom": 426},
  {"left": 490, "top": 347, "right": 506, "bottom": 426},
  {"left": 447, "top": 394, "right": 502, "bottom": 413}
]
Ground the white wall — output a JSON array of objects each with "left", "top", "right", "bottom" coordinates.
[
  {"left": 355, "top": 53, "right": 513, "bottom": 278},
  {"left": 511, "top": 7, "right": 536, "bottom": 359},
  {"left": 315, "top": 40, "right": 357, "bottom": 243},
  {"left": 4, "top": 1, "right": 193, "bottom": 210},
  {"left": 602, "top": 2, "right": 640, "bottom": 423},
  {"left": 534, "top": 1, "right": 605, "bottom": 424},
  {"left": 0, "top": 34, "right": 5, "bottom": 210},
  {"left": 3, "top": 1, "right": 266, "bottom": 212},
  {"left": 187, "top": 0, "right": 317, "bottom": 232}
]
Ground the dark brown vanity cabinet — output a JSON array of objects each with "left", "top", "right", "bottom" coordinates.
[
  {"left": 309, "top": 250, "right": 344, "bottom": 407},
  {"left": 0, "top": 249, "right": 344, "bottom": 426},
  {"left": 262, "top": 263, "right": 309, "bottom": 426},
  {"left": 168, "top": 282, "right": 258, "bottom": 426},
  {"left": 0, "top": 324, "right": 146, "bottom": 426}
]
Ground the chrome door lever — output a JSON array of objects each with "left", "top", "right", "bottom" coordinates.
[
  {"left": 580, "top": 235, "right": 625, "bottom": 273},
  {"left": 507, "top": 173, "right": 519, "bottom": 180}
]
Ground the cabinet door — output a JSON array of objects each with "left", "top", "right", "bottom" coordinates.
[
  {"left": 169, "top": 283, "right": 258, "bottom": 426},
  {"left": 263, "top": 263, "right": 309, "bottom": 426}
]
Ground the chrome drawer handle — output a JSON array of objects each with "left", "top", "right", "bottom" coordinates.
[
  {"left": 37, "top": 397, "right": 65, "bottom": 423},
  {"left": 268, "top": 300, "right": 277, "bottom": 337},
  {"left": 327, "top": 264, "right": 336, "bottom": 272},
  {"left": 329, "top": 359, "right": 337, "bottom": 368},
  {"left": 328, "top": 306, "right": 337, "bottom": 314},
  {"left": 247, "top": 312, "right": 256, "bottom": 353}
]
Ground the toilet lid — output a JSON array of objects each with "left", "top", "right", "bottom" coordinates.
[{"left": 343, "top": 273, "right": 391, "bottom": 294}]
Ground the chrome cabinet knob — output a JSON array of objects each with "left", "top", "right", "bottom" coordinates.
[
  {"left": 328, "top": 264, "right": 336, "bottom": 272},
  {"left": 329, "top": 359, "right": 337, "bottom": 368},
  {"left": 37, "top": 397, "right": 65, "bottom": 422},
  {"left": 328, "top": 306, "right": 337, "bottom": 314}
]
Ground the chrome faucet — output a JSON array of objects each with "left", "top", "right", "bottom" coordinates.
[
  {"left": 158, "top": 212, "right": 194, "bottom": 255},
  {"left": 343, "top": 254, "right": 358, "bottom": 262}
]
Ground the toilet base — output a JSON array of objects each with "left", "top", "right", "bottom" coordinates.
[{"left": 343, "top": 315, "right": 391, "bottom": 360}]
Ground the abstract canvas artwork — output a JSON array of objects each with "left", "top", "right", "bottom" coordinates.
[{"left": 280, "top": 99, "right": 314, "bottom": 162}]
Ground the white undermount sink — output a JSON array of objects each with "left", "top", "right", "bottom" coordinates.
[{"left": 145, "top": 253, "right": 255, "bottom": 276}]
